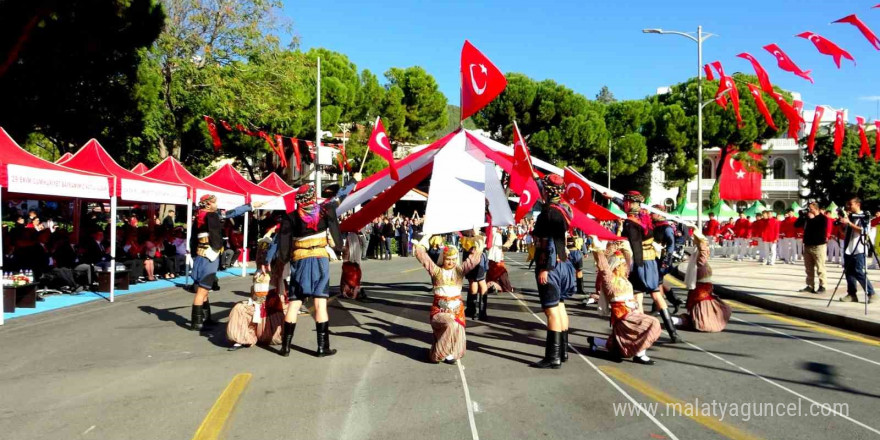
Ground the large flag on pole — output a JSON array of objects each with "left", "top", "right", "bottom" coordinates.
[
  {"left": 833, "top": 110, "right": 845, "bottom": 156},
  {"left": 460, "top": 40, "right": 507, "bottom": 121},
  {"left": 510, "top": 122, "right": 539, "bottom": 222},
  {"left": 719, "top": 146, "right": 762, "bottom": 201},
  {"left": 807, "top": 106, "right": 824, "bottom": 154},
  {"left": 368, "top": 116, "right": 399, "bottom": 180}
]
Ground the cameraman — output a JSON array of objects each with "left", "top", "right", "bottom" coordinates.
[
  {"left": 839, "top": 197, "right": 875, "bottom": 304},
  {"left": 794, "top": 202, "right": 827, "bottom": 293}
]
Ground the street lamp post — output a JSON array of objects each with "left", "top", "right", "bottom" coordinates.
[{"left": 643, "top": 26, "right": 715, "bottom": 229}]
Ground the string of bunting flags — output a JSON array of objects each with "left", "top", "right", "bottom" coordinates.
[
  {"left": 201, "top": 115, "right": 351, "bottom": 173},
  {"left": 700, "top": 3, "right": 879, "bottom": 161}
]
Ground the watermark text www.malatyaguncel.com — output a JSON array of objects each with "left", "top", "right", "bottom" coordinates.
[{"left": 613, "top": 398, "right": 849, "bottom": 422}]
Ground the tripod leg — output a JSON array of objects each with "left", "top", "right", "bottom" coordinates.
[{"left": 826, "top": 269, "right": 846, "bottom": 308}]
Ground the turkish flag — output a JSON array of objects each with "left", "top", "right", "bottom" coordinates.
[
  {"left": 737, "top": 53, "right": 774, "bottom": 94},
  {"left": 807, "top": 106, "right": 825, "bottom": 154},
  {"left": 719, "top": 146, "right": 762, "bottom": 201},
  {"left": 857, "top": 116, "right": 871, "bottom": 159},
  {"left": 718, "top": 76, "right": 743, "bottom": 128},
  {"left": 874, "top": 121, "right": 880, "bottom": 162},
  {"left": 220, "top": 120, "right": 233, "bottom": 131},
  {"left": 769, "top": 92, "right": 804, "bottom": 140},
  {"left": 339, "top": 142, "right": 350, "bottom": 171},
  {"left": 568, "top": 209, "right": 621, "bottom": 241},
  {"left": 368, "top": 116, "right": 399, "bottom": 180},
  {"left": 203, "top": 116, "right": 222, "bottom": 151},
  {"left": 563, "top": 167, "right": 619, "bottom": 222},
  {"left": 833, "top": 110, "right": 845, "bottom": 156},
  {"left": 703, "top": 64, "right": 715, "bottom": 81},
  {"left": 710, "top": 61, "right": 726, "bottom": 78},
  {"left": 711, "top": 61, "right": 728, "bottom": 108},
  {"left": 763, "top": 44, "right": 813, "bottom": 84},
  {"left": 747, "top": 84, "right": 777, "bottom": 131},
  {"left": 274, "top": 134, "right": 288, "bottom": 168},
  {"left": 797, "top": 32, "right": 855, "bottom": 69},
  {"left": 510, "top": 122, "right": 538, "bottom": 222},
  {"left": 290, "top": 138, "right": 302, "bottom": 172},
  {"left": 833, "top": 14, "right": 880, "bottom": 51},
  {"left": 460, "top": 40, "right": 507, "bottom": 121}
]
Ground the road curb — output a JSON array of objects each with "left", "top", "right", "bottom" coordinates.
[{"left": 671, "top": 266, "right": 880, "bottom": 337}]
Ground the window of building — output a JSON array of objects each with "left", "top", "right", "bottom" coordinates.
[
  {"left": 772, "top": 200, "right": 786, "bottom": 214},
  {"left": 702, "top": 159, "right": 714, "bottom": 179},
  {"left": 772, "top": 158, "right": 786, "bottom": 180},
  {"left": 736, "top": 201, "right": 748, "bottom": 212}
]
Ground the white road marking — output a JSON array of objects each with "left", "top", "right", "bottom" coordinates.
[
  {"left": 82, "top": 425, "right": 96, "bottom": 435},
  {"left": 506, "top": 291, "right": 680, "bottom": 440},
  {"left": 686, "top": 341, "right": 880, "bottom": 436},
  {"left": 731, "top": 316, "right": 880, "bottom": 367},
  {"left": 457, "top": 360, "right": 480, "bottom": 440}
]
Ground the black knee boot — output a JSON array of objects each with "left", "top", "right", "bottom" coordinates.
[
  {"left": 576, "top": 276, "right": 584, "bottom": 297},
  {"left": 659, "top": 309, "right": 683, "bottom": 343},
  {"left": 561, "top": 329, "right": 569, "bottom": 362},
  {"left": 530, "top": 330, "right": 562, "bottom": 369},
  {"left": 280, "top": 322, "right": 296, "bottom": 357},
  {"left": 478, "top": 294, "right": 488, "bottom": 320},
  {"left": 665, "top": 288, "right": 682, "bottom": 314},
  {"left": 190, "top": 304, "right": 204, "bottom": 331},
  {"left": 202, "top": 299, "right": 216, "bottom": 329},
  {"left": 315, "top": 321, "right": 337, "bottom": 357},
  {"left": 465, "top": 293, "right": 477, "bottom": 320}
]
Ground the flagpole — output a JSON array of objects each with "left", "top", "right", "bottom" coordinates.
[
  {"left": 358, "top": 116, "right": 380, "bottom": 175},
  {"left": 697, "top": 24, "right": 704, "bottom": 231},
  {"left": 316, "top": 56, "right": 322, "bottom": 196}
]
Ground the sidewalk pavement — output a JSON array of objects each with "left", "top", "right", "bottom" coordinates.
[{"left": 675, "top": 256, "right": 880, "bottom": 336}]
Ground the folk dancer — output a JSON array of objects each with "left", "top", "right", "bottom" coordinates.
[
  {"left": 189, "top": 194, "right": 260, "bottom": 331},
  {"left": 413, "top": 234, "right": 484, "bottom": 363},
  {"left": 279, "top": 184, "right": 343, "bottom": 357},
  {"left": 462, "top": 232, "right": 490, "bottom": 321},
  {"left": 652, "top": 207, "right": 682, "bottom": 313},
  {"left": 530, "top": 175, "right": 577, "bottom": 369},
  {"left": 674, "top": 232, "right": 732, "bottom": 332},
  {"left": 340, "top": 231, "right": 370, "bottom": 302},
  {"left": 587, "top": 238, "right": 661, "bottom": 365},
  {"left": 487, "top": 226, "right": 514, "bottom": 294}
]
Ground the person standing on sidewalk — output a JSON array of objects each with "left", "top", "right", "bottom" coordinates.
[
  {"left": 779, "top": 210, "right": 798, "bottom": 264},
  {"left": 795, "top": 203, "right": 828, "bottom": 294},
  {"left": 839, "top": 197, "right": 875, "bottom": 304},
  {"left": 702, "top": 212, "right": 720, "bottom": 258},
  {"left": 762, "top": 212, "right": 781, "bottom": 266},
  {"left": 733, "top": 213, "right": 751, "bottom": 261},
  {"left": 751, "top": 214, "right": 765, "bottom": 261}
]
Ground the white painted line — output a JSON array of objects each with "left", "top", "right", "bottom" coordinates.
[
  {"left": 457, "top": 360, "right": 480, "bottom": 440},
  {"left": 731, "top": 316, "right": 880, "bottom": 367},
  {"left": 686, "top": 341, "right": 880, "bottom": 436},
  {"left": 506, "top": 291, "right": 680, "bottom": 440}
]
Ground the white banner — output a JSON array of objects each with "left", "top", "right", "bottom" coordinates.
[
  {"left": 250, "top": 193, "right": 286, "bottom": 211},
  {"left": 7, "top": 164, "right": 110, "bottom": 199},
  {"left": 422, "top": 134, "right": 487, "bottom": 236},
  {"left": 195, "top": 188, "right": 246, "bottom": 210},
  {"left": 121, "top": 178, "right": 188, "bottom": 205}
]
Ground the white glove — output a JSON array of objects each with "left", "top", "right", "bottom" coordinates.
[{"left": 185, "top": 253, "right": 194, "bottom": 267}]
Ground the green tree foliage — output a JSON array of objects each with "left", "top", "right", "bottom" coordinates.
[
  {"left": 802, "top": 127, "right": 880, "bottom": 208},
  {"left": 596, "top": 85, "right": 616, "bottom": 104},
  {"left": 0, "top": 0, "right": 164, "bottom": 158},
  {"left": 383, "top": 66, "right": 448, "bottom": 144}
]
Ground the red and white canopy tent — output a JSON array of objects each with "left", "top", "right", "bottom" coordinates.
[
  {"left": 0, "top": 128, "right": 113, "bottom": 324},
  {"left": 55, "top": 152, "right": 73, "bottom": 164},
  {"left": 130, "top": 163, "right": 149, "bottom": 175},
  {"left": 58, "top": 139, "right": 190, "bottom": 302},
  {"left": 142, "top": 157, "right": 246, "bottom": 279},
  {"left": 204, "top": 164, "right": 284, "bottom": 276},
  {"left": 258, "top": 172, "right": 294, "bottom": 194}
]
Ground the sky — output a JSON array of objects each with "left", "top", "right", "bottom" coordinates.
[{"left": 282, "top": 0, "right": 880, "bottom": 123}]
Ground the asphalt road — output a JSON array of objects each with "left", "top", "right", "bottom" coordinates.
[{"left": 1, "top": 252, "right": 880, "bottom": 440}]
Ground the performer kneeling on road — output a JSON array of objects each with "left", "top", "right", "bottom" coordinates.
[
  {"left": 190, "top": 194, "right": 262, "bottom": 331},
  {"left": 413, "top": 233, "right": 484, "bottom": 364},
  {"left": 602, "top": 191, "right": 682, "bottom": 343},
  {"left": 531, "top": 174, "right": 576, "bottom": 369},
  {"left": 279, "top": 184, "right": 344, "bottom": 357},
  {"left": 674, "top": 231, "right": 731, "bottom": 332},
  {"left": 587, "top": 237, "right": 661, "bottom": 365}
]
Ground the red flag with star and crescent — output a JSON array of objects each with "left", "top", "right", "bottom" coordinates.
[
  {"left": 719, "top": 146, "right": 762, "bottom": 201},
  {"left": 833, "top": 110, "right": 846, "bottom": 156},
  {"left": 368, "top": 116, "right": 399, "bottom": 180},
  {"left": 203, "top": 116, "right": 222, "bottom": 152},
  {"left": 769, "top": 92, "right": 804, "bottom": 140},
  {"left": 747, "top": 84, "right": 777, "bottom": 131},
  {"left": 763, "top": 44, "right": 813, "bottom": 84},
  {"left": 460, "top": 40, "right": 507, "bottom": 121},
  {"left": 510, "top": 121, "right": 539, "bottom": 222},
  {"left": 874, "top": 121, "right": 880, "bottom": 162},
  {"left": 833, "top": 14, "right": 880, "bottom": 51},
  {"left": 717, "top": 76, "right": 743, "bottom": 128},
  {"left": 737, "top": 53, "right": 774, "bottom": 94},
  {"left": 710, "top": 61, "right": 728, "bottom": 108},
  {"left": 562, "top": 167, "right": 619, "bottom": 222},
  {"left": 797, "top": 32, "right": 855, "bottom": 69},
  {"left": 703, "top": 64, "right": 715, "bottom": 81},
  {"left": 857, "top": 117, "right": 871, "bottom": 159},
  {"left": 807, "top": 106, "right": 825, "bottom": 154}
]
